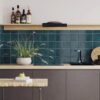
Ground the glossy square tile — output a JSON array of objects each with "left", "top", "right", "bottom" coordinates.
[
  {"left": 55, "top": 32, "right": 61, "bottom": 41},
  {"left": 34, "top": 41, "right": 48, "bottom": 49},
  {"left": 78, "top": 32, "right": 92, "bottom": 41},
  {"left": 41, "top": 33, "right": 48, "bottom": 41},
  {"left": 62, "top": 41, "right": 71, "bottom": 48},
  {"left": 18, "top": 32, "right": 34, "bottom": 41},
  {"left": 53, "top": 57, "right": 62, "bottom": 65},
  {"left": 33, "top": 33, "right": 41, "bottom": 41},
  {"left": 70, "top": 31, "right": 79, "bottom": 41},
  {"left": 0, "top": 57, "right": 10, "bottom": 64},
  {"left": 1, "top": 42, "right": 10, "bottom": 49},
  {"left": 2, "top": 30, "right": 11, "bottom": 34},
  {"left": 55, "top": 42, "right": 62, "bottom": 48},
  {"left": 93, "top": 33, "right": 100, "bottom": 41},
  {"left": 70, "top": 57, "right": 79, "bottom": 63},
  {"left": 11, "top": 33, "right": 18, "bottom": 41},
  {"left": 34, "top": 56, "right": 49, "bottom": 65},
  {"left": 60, "top": 32, "right": 71, "bottom": 41},
  {"left": 70, "top": 41, "right": 78, "bottom": 49},
  {"left": 33, "top": 56, "right": 41, "bottom": 65},
  {"left": 54, "top": 49, "right": 61, "bottom": 57},
  {"left": 48, "top": 32, "right": 56, "bottom": 41},
  {"left": 1, "top": 33, "right": 10, "bottom": 41},
  {"left": 0, "top": 29, "right": 100, "bottom": 65},
  {"left": 78, "top": 42, "right": 92, "bottom": 49},
  {"left": 61, "top": 56, "right": 70, "bottom": 64},
  {"left": 0, "top": 48, "right": 10, "bottom": 57},
  {"left": 48, "top": 56, "right": 59, "bottom": 65},
  {"left": 61, "top": 48, "right": 71, "bottom": 57},
  {"left": 10, "top": 49, "right": 17, "bottom": 57},
  {"left": 93, "top": 42, "right": 100, "bottom": 48},
  {"left": 48, "top": 48, "right": 55, "bottom": 57},
  {"left": 39, "top": 48, "right": 49, "bottom": 57},
  {"left": 10, "top": 57, "right": 17, "bottom": 64},
  {"left": 70, "top": 49, "right": 78, "bottom": 58},
  {"left": 41, "top": 57, "right": 49, "bottom": 65},
  {"left": 48, "top": 42, "right": 56, "bottom": 48}
]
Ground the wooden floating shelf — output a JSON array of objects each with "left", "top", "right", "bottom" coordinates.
[{"left": 2, "top": 24, "right": 100, "bottom": 30}]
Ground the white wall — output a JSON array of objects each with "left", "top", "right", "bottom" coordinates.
[{"left": 1, "top": 0, "right": 100, "bottom": 24}]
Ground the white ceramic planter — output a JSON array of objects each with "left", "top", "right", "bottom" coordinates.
[{"left": 16, "top": 58, "right": 32, "bottom": 65}]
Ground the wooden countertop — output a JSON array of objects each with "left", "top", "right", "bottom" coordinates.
[
  {"left": 0, "top": 64, "right": 100, "bottom": 69},
  {"left": 0, "top": 64, "right": 68, "bottom": 69}
]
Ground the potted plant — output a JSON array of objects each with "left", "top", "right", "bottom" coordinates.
[{"left": 14, "top": 41, "right": 42, "bottom": 65}]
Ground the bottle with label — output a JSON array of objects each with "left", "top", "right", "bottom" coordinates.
[
  {"left": 26, "top": 7, "right": 32, "bottom": 24},
  {"left": 21, "top": 9, "right": 26, "bottom": 24},
  {"left": 11, "top": 7, "right": 16, "bottom": 24},
  {"left": 16, "top": 5, "right": 21, "bottom": 24}
]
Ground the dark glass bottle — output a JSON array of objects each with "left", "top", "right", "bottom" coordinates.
[
  {"left": 11, "top": 7, "right": 16, "bottom": 24},
  {"left": 16, "top": 5, "right": 21, "bottom": 24},
  {"left": 26, "top": 7, "right": 32, "bottom": 24},
  {"left": 21, "top": 9, "right": 26, "bottom": 24}
]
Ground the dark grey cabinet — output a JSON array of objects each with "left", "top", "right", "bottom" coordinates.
[
  {"left": 0, "top": 69, "right": 99, "bottom": 100},
  {"left": 0, "top": 70, "right": 33, "bottom": 100},
  {"left": 66, "top": 70, "right": 99, "bottom": 100},
  {"left": 0, "top": 69, "right": 66, "bottom": 100},
  {"left": 32, "top": 70, "right": 66, "bottom": 100},
  {"left": 0, "top": 70, "right": 14, "bottom": 100}
]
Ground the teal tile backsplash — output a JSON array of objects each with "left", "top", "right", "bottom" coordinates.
[{"left": 0, "top": 27, "right": 100, "bottom": 65}]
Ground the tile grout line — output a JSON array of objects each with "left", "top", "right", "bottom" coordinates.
[
  {"left": 10, "top": 31, "right": 11, "bottom": 64},
  {"left": 92, "top": 31, "right": 93, "bottom": 49}
]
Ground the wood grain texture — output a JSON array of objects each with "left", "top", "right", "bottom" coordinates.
[
  {"left": 91, "top": 47, "right": 100, "bottom": 61},
  {"left": 0, "top": 64, "right": 99, "bottom": 69},
  {"left": 3, "top": 24, "right": 100, "bottom": 30},
  {"left": 0, "top": 78, "right": 48, "bottom": 87}
]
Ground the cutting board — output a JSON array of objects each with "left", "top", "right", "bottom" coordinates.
[{"left": 91, "top": 47, "right": 100, "bottom": 61}]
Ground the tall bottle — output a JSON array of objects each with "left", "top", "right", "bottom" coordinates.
[
  {"left": 21, "top": 9, "right": 26, "bottom": 24},
  {"left": 11, "top": 7, "right": 16, "bottom": 24},
  {"left": 26, "top": 7, "right": 32, "bottom": 24},
  {"left": 16, "top": 5, "right": 21, "bottom": 24}
]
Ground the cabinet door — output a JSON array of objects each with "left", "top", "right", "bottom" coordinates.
[
  {"left": 33, "top": 70, "right": 65, "bottom": 100},
  {"left": 66, "top": 70, "right": 99, "bottom": 100},
  {"left": 0, "top": 70, "right": 14, "bottom": 78},
  {"left": 0, "top": 70, "right": 33, "bottom": 100},
  {"left": 0, "top": 70, "right": 14, "bottom": 100}
]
